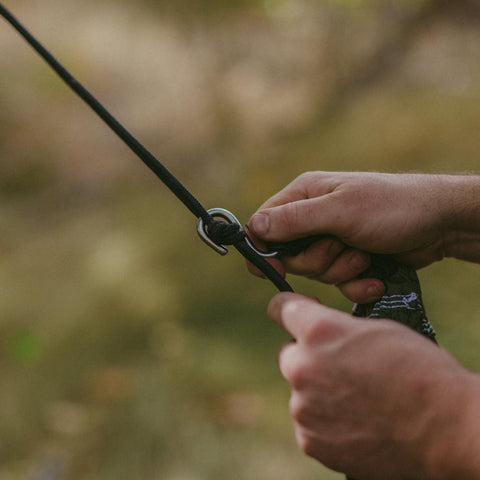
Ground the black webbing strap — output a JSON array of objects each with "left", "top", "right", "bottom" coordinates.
[
  {"left": 269, "top": 237, "right": 436, "bottom": 341},
  {"left": 354, "top": 254, "right": 436, "bottom": 341}
]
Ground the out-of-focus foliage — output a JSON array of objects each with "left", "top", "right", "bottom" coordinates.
[{"left": 1, "top": 0, "right": 479, "bottom": 478}]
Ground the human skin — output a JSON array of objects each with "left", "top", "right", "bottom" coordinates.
[
  {"left": 246, "top": 173, "right": 480, "bottom": 478},
  {"left": 268, "top": 293, "right": 480, "bottom": 479},
  {"left": 247, "top": 172, "right": 480, "bottom": 303}
]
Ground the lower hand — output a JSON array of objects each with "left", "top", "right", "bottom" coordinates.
[{"left": 268, "top": 293, "right": 480, "bottom": 480}]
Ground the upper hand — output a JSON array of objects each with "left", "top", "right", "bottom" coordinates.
[{"left": 247, "top": 172, "right": 449, "bottom": 302}]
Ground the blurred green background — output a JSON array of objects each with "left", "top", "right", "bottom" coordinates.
[{"left": 1, "top": 0, "right": 480, "bottom": 478}]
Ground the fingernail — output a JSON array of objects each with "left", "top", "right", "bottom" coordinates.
[{"left": 249, "top": 214, "right": 269, "bottom": 237}]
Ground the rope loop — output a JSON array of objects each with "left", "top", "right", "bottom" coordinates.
[{"left": 205, "top": 218, "right": 246, "bottom": 246}]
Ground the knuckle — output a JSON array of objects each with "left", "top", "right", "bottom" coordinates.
[
  {"left": 325, "top": 450, "right": 353, "bottom": 473},
  {"left": 296, "top": 171, "right": 314, "bottom": 182},
  {"left": 303, "top": 320, "right": 331, "bottom": 343},
  {"left": 304, "top": 265, "right": 329, "bottom": 280},
  {"left": 320, "top": 236, "right": 344, "bottom": 257},
  {"left": 296, "top": 427, "right": 352, "bottom": 471},
  {"left": 289, "top": 395, "right": 309, "bottom": 424},
  {"left": 311, "top": 271, "right": 337, "bottom": 285},
  {"left": 286, "top": 362, "right": 309, "bottom": 390},
  {"left": 298, "top": 433, "right": 316, "bottom": 457},
  {"left": 280, "top": 201, "right": 300, "bottom": 233},
  {"left": 279, "top": 349, "right": 310, "bottom": 390},
  {"left": 302, "top": 241, "right": 339, "bottom": 276},
  {"left": 317, "top": 266, "right": 349, "bottom": 285},
  {"left": 315, "top": 249, "right": 369, "bottom": 286},
  {"left": 295, "top": 427, "right": 334, "bottom": 464}
]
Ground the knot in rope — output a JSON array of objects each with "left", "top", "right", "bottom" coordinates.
[{"left": 205, "top": 218, "right": 246, "bottom": 246}]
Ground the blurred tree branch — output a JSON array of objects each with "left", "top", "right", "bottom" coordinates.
[{"left": 316, "top": 0, "right": 480, "bottom": 125}]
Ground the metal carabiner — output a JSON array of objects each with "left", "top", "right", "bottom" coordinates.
[{"left": 197, "top": 207, "right": 278, "bottom": 258}]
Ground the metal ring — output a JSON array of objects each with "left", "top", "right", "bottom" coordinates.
[
  {"left": 243, "top": 236, "right": 278, "bottom": 258},
  {"left": 197, "top": 207, "right": 278, "bottom": 258}
]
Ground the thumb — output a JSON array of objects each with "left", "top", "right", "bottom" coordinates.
[{"left": 249, "top": 197, "right": 347, "bottom": 242}]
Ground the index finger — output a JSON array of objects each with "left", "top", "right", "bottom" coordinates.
[
  {"left": 256, "top": 171, "right": 339, "bottom": 211},
  {"left": 256, "top": 181, "right": 308, "bottom": 212},
  {"left": 267, "top": 292, "right": 338, "bottom": 340}
]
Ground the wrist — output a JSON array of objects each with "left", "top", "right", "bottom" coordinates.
[
  {"left": 443, "top": 230, "right": 480, "bottom": 263},
  {"left": 457, "top": 375, "right": 480, "bottom": 479},
  {"left": 425, "top": 372, "right": 480, "bottom": 480},
  {"left": 437, "top": 175, "right": 480, "bottom": 263}
]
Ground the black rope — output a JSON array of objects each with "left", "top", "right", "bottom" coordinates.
[
  {"left": 234, "top": 239, "right": 292, "bottom": 291},
  {"left": 0, "top": 2, "right": 292, "bottom": 292},
  {"left": 206, "top": 220, "right": 246, "bottom": 246},
  {"left": 0, "top": 3, "right": 209, "bottom": 222}
]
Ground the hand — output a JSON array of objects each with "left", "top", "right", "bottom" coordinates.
[
  {"left": 269, "top": 293, "right": 480, "bottom": 480},
  {"left": 247, "top": 172, "right": 457, "bottom": 303}
]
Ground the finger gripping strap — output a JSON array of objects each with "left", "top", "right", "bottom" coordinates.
[
  {"left": 353, "top": 254, "right": 436, "bottom": 341},
  {"left": 271, "top": 235, "right": 437, "bottom": 340}
]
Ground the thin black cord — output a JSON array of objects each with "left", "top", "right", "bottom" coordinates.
[
  {"left": 235, "top": 240, "right": 292, "bottom": 292},
  {"left": 0, "top": 3, "right": 209, "bottom": 222},
  {"left": 0, "top": 2, "right": 293, "bottom": 292}
]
